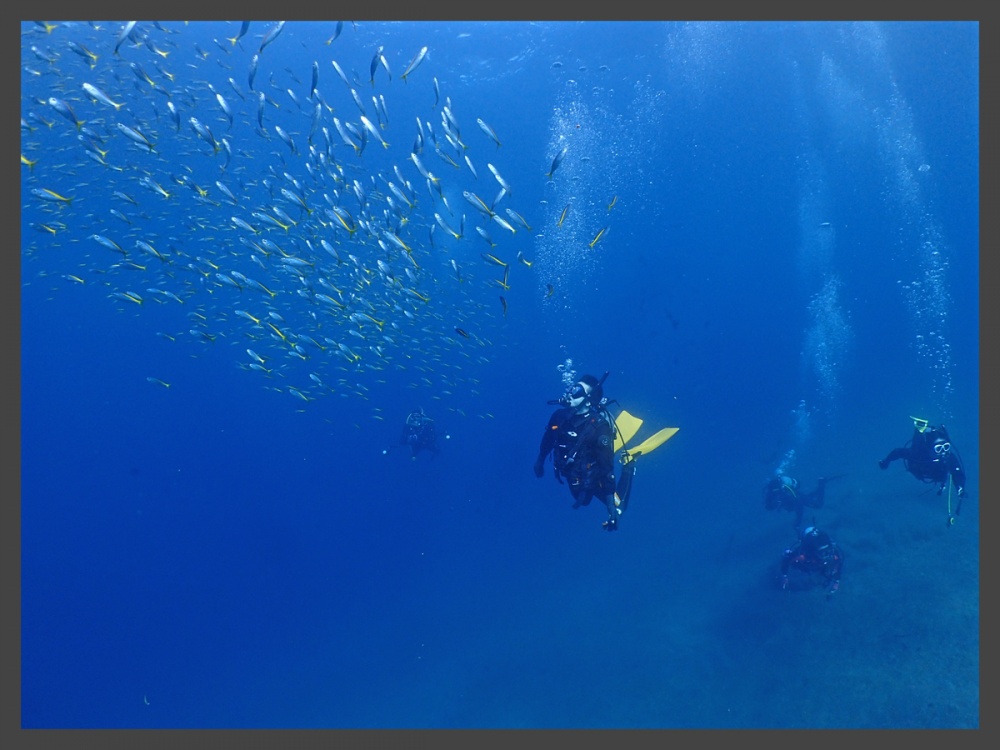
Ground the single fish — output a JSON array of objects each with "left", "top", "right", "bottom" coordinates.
[
  {"left": 82, "top": 82, "right": 124, "bottom": 110},
  {"left": 401, "top": 46, "right": 429, "bottom": 83},
  {"left": 258, "top": 21, "right": 286, "bottom": 55},
  {"left": 477, "top": 118, "right": 501, "bottom": 148},
  {"left": 547, "top": 146, "right": 568, "bottom": 179}
]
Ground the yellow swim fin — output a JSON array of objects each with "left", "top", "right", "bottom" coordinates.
[
  {"left": 625, "top": 426, "right": 679, "bottom": 458},
  {"left": 613, "top": 409, "right": 644, "bottom": 453}
]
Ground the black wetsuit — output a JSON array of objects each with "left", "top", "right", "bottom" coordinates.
[
  {"left": 880, "top": 426, "right": 965, "bottom": 494},
  {"left": 401, "top": 413, "right": 438, "bottom": 457},
  {"left": 534, "top": 405, "right": 619, "bottom": 523},
  {"left": 763, "top": 476, "right": 826, "bottom": 530}
]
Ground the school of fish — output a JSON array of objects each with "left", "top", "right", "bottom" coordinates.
[{"left": 20, "top": 21, "right": 589, "bottom": 419}]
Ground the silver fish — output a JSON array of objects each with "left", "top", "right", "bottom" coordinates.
[
  {"left": 477, "top": 118, "right": 501, "bottom": 148},
  {"left": 82, "top": 82, "right": 123, "bottom": 111},
  {"left": 258, "top": 21, "right": 286, "bottom": 54},
  {"left": 401, "top": 46, "right": 429, "bottom": 83},
  {"left": 114, "top": 21, "right": 137, "bottom": 57}
]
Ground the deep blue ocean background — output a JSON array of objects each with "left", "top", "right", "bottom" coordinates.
[{"left": 20, "top": 21, "right": 979, "bottom": 729}]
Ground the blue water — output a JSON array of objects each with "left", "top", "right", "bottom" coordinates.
[{"left": 21, "top": 20, "right": 979, "bottom": 729}]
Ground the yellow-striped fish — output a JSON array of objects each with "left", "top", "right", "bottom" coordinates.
[
  {"left": 557, "top": 204, "right": 570, "bottom": 227},
  {"left": 480, "top": 252, "right": 508, "bottom": 268},
  {"left": 588, "top": 226, "right": 609, "bottom": 249}
]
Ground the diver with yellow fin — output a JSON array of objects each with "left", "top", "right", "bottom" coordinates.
[{"left": 533, "top": 371, "right": 678, "bottom": 531}]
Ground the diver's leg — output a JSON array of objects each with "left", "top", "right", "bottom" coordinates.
[
  {"left": 600, "top": 493, "right": 620, "bottom": 530},
  {"left": 805, "top": 480, "right": 826, "bottom": 509},
  {"left": 614, "top": 460, "right": 635, "bottom": 514}
]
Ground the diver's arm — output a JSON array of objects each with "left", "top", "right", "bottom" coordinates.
[
  {"left": 780, "top": 546, "right": 794, "bottom": 580},
  {"left": 534, "top": 411, "right": 560, "bottom": 475},
  {"left": 825, "top": 546, "right": 843, "bottom": 595},
  {"left": 881, "top": 446, "right": 913, "bottom": 466},
  {"left": 537, "top": 413, "right": 559, "bottom": 458}
]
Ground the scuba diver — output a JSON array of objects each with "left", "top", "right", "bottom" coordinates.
[
  {"left": 533, "top": 373, "right": 624, "bottom": 531},
  {"left": 879, "top": 417, "right": 966, "bottom": 500},
  {"left": 400, "top": 407, "right": 439, "bottom": 459},
  {"left": 780, "top": 524, "right": 844, "bottom": 598},
  {"left": 533, "top": 371, "right": 678, "bottom": 532},
  {"left": 763, "top": 474, "right": 840, "bottom": 531}
]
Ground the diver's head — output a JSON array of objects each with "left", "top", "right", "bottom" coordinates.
[
  {"left": 802, "top": 526, "right": 830, "bottom": 548},
  {"left": 564, "top": 373, "right": 603, "bottom": 411},
  {"left": 764, "top": 475, "right": 791, "bottom": 504},
  {"left": 932, "top": 437, "right": 951, "bottom": 460}
]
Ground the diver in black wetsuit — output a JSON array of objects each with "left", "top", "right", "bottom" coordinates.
[
  {"left": 879, "top": 417, "right": 966, "bottom": 498},
  {"left": 533, "top": 372, "right": 633, "bottom": 531},
  {"left": 400, "top": 407, "right": 438, "bottom": 458},
  {"left": 763, "top": 474, "right": 831, "bottom": 531}
]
